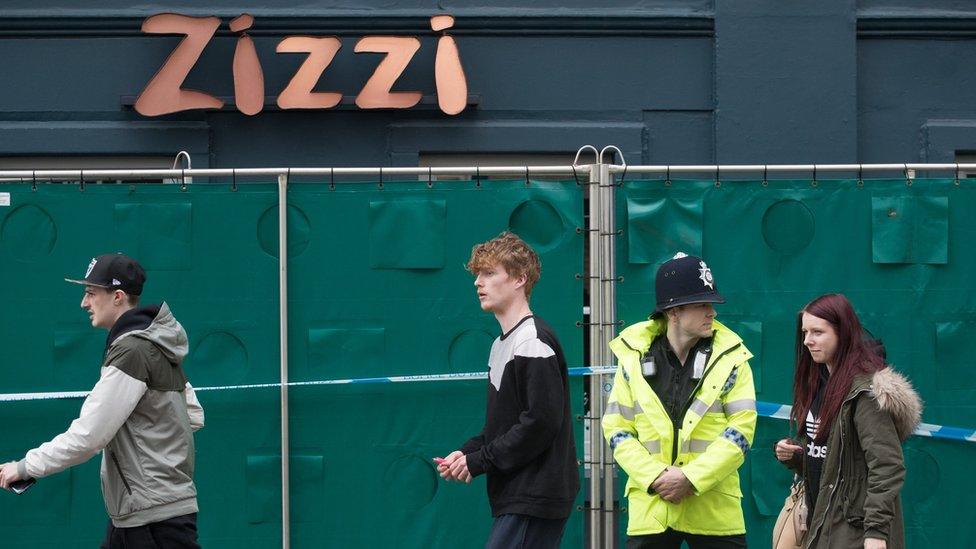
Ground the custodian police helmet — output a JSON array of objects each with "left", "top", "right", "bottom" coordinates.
[{"left": 652, "top": 252, "right": 725, "bottom": 316}]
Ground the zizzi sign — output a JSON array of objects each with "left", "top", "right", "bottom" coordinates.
[{"left": 134, "top": 13, "right": 469, "bottom": 117}]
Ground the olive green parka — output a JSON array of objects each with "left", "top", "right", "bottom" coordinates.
[{"left": 791, "top": 367, "right": 922, "bottom": 549}]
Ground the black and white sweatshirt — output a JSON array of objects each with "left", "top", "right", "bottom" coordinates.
[{"left": 461, "top": 315, "right": 580, "bottom": 520}]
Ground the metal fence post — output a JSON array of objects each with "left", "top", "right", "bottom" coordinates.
[
  {"left": 278, "top": 172, "right": 291, "bottom": 549},
  {"left": 587, "top": 158, "right": 604, "bottom": 549},
  {"left": 599, "top": 157, "right": 619, "bottom": 549}
]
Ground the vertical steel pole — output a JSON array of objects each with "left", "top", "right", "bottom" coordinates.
[
  {"left": 278, "top": 173, "right": 291, "bottom": 549},
  {"left": 587, "top": 161, "right": 604, "bottom": 549},
  {"left": 600, "top": 162, "right": 618, "bottom": 548}
]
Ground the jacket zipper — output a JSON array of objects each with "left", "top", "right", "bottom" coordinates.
[
  {"left": 809, "top": 388, "right": 865, "bottom": 540},
  {"left": 813, "top": 422, "right": 845, "bottom": 541},
  {"left": 673, "top": 342, "right": 742, "bottom": 464},
  {"left": 110, "top": 451, "right": 133, "bottom": 495}
]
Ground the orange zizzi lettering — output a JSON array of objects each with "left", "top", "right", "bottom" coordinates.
[
  {"left": 134, "top": 14, "right": 224, "bottom": 116},
  {"left": 276, "top": 36, "right": 343, "bottom": 109},
  {"left": 431, "top": 16, "right": 468, "bottom": 116},
  {"left": 231, "top": 14, "right": 265, "bottom": 116},
  {"left": 135, "top": 13, "right": 470, "bottom": 116},
  {"left": 354, "top": 36, "right": 422, "bottom": 109}
]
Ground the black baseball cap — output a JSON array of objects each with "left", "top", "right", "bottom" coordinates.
[
  {"left": 652, "top": 252, "right": 725, "bottom": 316},
  {"left": 65, "top": 254, "right": 146, "bottom": 296}
]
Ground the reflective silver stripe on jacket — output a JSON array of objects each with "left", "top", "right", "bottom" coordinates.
[
  {"left": 680, "top": 439, "right": 712, "bottom": 453},
  {"left": 689, "top": 398, "right": 711, "bottom": 416},
  {"left": 605, "top": 400, "right": 645, "bottom": 421},
  {"left": 643, "top": 440, "right": 662, "bottom": 453},
  {"left": 723, "top": 399, "right": 756, "bottom": 415},
  {"left": 690, "top": 397, "right": 754, "bottom": 416}
]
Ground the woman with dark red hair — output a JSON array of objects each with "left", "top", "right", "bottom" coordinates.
[{"left": 774, "top": 294, "right": 921, "bottom": 549}]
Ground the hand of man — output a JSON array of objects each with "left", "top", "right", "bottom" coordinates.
[
  {"left": 775, "top": 439, "right": 803, "bottom": 462},
  {"left": 447, "top": 453, "right": 472, "bottom": 484},
  {"left": 864, "top": 538, "right": 887, "bottom": 549},
  {"left": 435, "top": 450, "right": 465, "bottom": 482},
  {"left": 0, "top": 461, "right": 23, "bottom": 490},
  {"left": 651, "top": 466, "right": 694, "bottom": 503}
]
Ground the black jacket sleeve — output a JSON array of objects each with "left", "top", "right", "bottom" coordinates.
[
  {"left": 465, "top": 353, "right": 565, "bottom": 477},
  {"left": 773, "top": 437, "right": 805, "bottom": 473},
  {"left": 460, "top": 430, "right": 485, "bottom": 455}
]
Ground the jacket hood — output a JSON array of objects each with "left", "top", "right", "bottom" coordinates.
[
  {"left": 869, "top": 367, "right": 923, "bottom": 441},
  {"left": 108, "top": 302, "right": 188, "bottom": 366}
]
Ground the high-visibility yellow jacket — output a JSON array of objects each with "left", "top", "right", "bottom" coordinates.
[{"left": 602, "top": 318, "right": 757, "bottom": 536}]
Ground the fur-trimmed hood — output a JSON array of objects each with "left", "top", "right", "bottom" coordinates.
[{"left": 869, "top": 367, "right": 923, "bottom": 441}]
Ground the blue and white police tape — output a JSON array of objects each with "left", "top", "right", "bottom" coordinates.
[
  {"left": 752, "top": 402, "right": 976, "bottom": 443},
  {"left": 0, "top": 366, "right": 972, "bottom": 444}
]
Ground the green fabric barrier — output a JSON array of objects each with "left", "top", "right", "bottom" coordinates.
[
  {"left": 6, "top": 176, "right": 969, "bottom": 547},
  {"left": 284, "top": 179, "right": 585, "bottom": 547},
  {"left": 615, "top": 178, "right": 976, "bottom": 547},
  {"left": 0, "top": 180, "right": 584, "bottom": 548},
  {"left": 0, "top": 183, "right": 282, "bottom": 547}
]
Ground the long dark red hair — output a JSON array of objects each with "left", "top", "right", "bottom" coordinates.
[{"left": 791, "top": 294, "right": 886, "bottom": 442}]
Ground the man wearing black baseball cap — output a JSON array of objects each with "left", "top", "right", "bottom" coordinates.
[
  {"left": 0, "top": 253, "right": 205, "bottom": 548},
  {"left": 603, "top": 253, "right": 757, "bottom": 548}
]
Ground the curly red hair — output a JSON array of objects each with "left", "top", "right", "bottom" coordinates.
[{"left": 466, "top": 232, "right": 541, "bottom": 297}]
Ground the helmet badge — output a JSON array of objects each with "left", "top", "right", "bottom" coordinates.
[{"left": 698, "top": 261, "right": 714, "bottom": 289}]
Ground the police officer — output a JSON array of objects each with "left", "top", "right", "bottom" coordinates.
[{"left": 603, "top": 253, "right": 757, "bottom": 548}]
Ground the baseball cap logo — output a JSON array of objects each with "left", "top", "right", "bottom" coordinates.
[
  {"left": 698, "top": 261, "right": 714, "bottom": 289},
  {"left": 85, "top": 258, "right": 97, "bottom": 278}
]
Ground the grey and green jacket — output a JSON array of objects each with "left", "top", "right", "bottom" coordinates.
[{"left": 18, "top": 303, "right": 204, "bottom": 527}]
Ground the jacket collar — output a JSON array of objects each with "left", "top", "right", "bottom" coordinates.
[
  {"left": 103, "top": 302, "right": 189, "bottom": 367},
  {"left": 614, "top": 317, "right": 743, "bottom": 358},
  {"left": 106, "top": 304, "right": 160, "bottom": 353}
]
